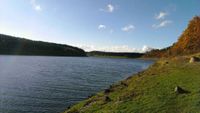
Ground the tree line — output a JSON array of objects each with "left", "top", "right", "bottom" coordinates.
[{"left": 0, "top": 34, "right": 86, "bottom": 56}]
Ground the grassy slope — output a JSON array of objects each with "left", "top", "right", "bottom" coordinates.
[{"left": 65, "top": 54, "right": 200, "bottom": 113}]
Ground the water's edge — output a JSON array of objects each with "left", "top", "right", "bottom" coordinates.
[
  {"left": 0, "top": 56, "right": 154, "bottom": 113},
  {"left": 63, "top": 59, "right": 156, "bottom": 112}
]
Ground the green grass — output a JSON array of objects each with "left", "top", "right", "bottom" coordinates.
[{"left": 64, "top": 55, "right": 200, "bottom": 113}]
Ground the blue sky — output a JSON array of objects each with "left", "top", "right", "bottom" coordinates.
[{"left": 0, "top": 0, "right": 199, "bottom": 52}]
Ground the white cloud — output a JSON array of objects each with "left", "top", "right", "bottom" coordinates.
[
  {"left": 142, "top": 45, "right": 153, "bottom": 53},
  {"left": 30, "top": 0, "right": 42, "bottom": 11},
  {"left": 100, "top": 4, "right": 115, "bottom": 13},
  {"left": 35, "top": 5, "right": 42, "bottom": 11},
  {"left": 107, "top": 4, "right": 114, "bottom": 12},
  {"left": 98, "top": 25, "right": 106, "bottom": 30},
  {"left": 103, "top": 45, "right": 137, "bottom": 52},
  {"left": 78, "top": 45, "right": 96, "bottom": 52},
  {"left": 121, "top": 25, "right": 135, "bottom": 32},
  {"left": 152, "top": 20, "right": 172, "bottom": 28},
  {"left": 77, "top": 45, "right": 153, "bottom": 53},
  {"left": 155, "top": 11, "right": 167, "bottom": 20}
]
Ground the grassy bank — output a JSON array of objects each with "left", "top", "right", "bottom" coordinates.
[{"left": 64, "top": 54, "right": 200, "bottom": 113}]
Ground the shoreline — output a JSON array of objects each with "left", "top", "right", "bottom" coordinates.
[
  {"left": 64, "top": 58, "right": 158, "bottom": 112},
  {"left": 64, "top": 55, "right": 200, "bottom": 113}
]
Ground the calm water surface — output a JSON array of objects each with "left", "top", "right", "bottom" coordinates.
[{"left": 0, "top": 56, "right": 154, "bottom": 113}]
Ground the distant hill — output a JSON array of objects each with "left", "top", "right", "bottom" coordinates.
[
  {"left": 88, "top": 51, "right": 144, "bottom": 58},
  {"left": 143, "top": 47, "right": 170, "bottom": 58},
  {"left": 144, "top": 16, "right": 200, "bottom": 58},
  {"left": 0, "top": 34, "right": 86, "bottom": 56}
]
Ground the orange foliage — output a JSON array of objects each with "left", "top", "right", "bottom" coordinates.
[
  {"left": 170, "top": 16, "right": 200, "bottom": 56},
  {"left": 144, "top": 16, "right": 200, "bottom": 58}
]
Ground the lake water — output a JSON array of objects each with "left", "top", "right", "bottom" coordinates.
[{"left": 0, "top": 56, "right": 154, "bottom": 113}]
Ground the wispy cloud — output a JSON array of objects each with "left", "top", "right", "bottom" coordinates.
[
  {"left": 152, "top": 20, "right": 172, "bottom": 28},
  {"left": 30, "top": 0, "right": 42, "bottom": 11},
  {"left": 100, "top": 4, "right": 115, "bottom": 13},
  {"left": 153, "top": 10, "right": 172, "bottom": 29},
  {"left": 77, "top": 45, "right": 153, "bottom": 53},
  {"left": 121, "top": 25, "right": 135, "bottom": 32},
  {"left": 98, "top": 24, "right": 106, "bottom": 30},
  {"left": 155, "top": 11, "right": 168, "bottom": 20}
]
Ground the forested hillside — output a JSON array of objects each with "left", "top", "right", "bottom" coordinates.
[
  {"left": 0, "top": 34, "right": 86, "bottom": 56},
  {"left": 169, "top": 16, "right": 200, "bottom": 55},
  {"left": 88, "top": 51, "right": 144, "bottom": 58},
  {"left": 144, "top": 16, "right": 200, "bottom": 58}
]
